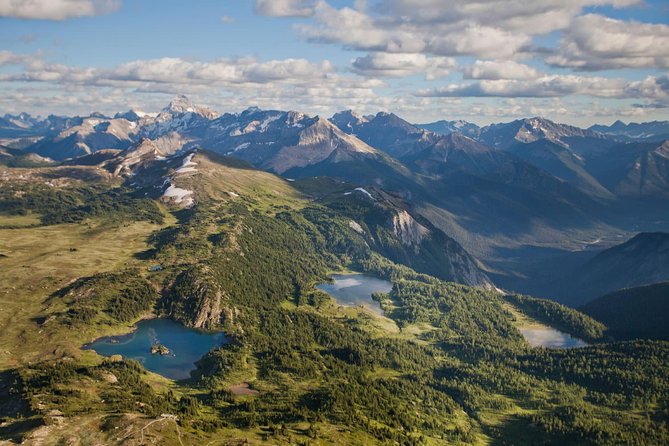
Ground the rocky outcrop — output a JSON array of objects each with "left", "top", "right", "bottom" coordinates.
[
  {"left": 340, "top": 190, "right": 493, "bottom": 289},
  {"left": 387, "top": 208, "right": 492, "bottom": 289},
  {"left": 164, "top": 265, "right": 238, "bottom": 330},
  {"left": 390, "top": 210, "right": 429, "bottom": 249}
]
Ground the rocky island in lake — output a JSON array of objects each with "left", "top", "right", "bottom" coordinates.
[{"left": 150, "top": 343, "right": 171, "bottom": 356}]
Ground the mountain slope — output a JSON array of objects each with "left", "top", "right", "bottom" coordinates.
[
  {"left": 297, "top": 179, "right": 492, "bottom": 287},
  {"left": 2, "top": 133, "right": 669, "bottom": 445},
  {"left": 478, "top": 117, "right": 605, "bottom": 150},
  {"left": 25, "top": 116, "right": 139, "bottom": 160},
  {"left": 504, "top": 139, "right": 614, "bottom": 198},
  {"left": 581, "top": 282, "right": 669, "bottom": 340},
  {"left": 557, "top": 232, "right": 669, "bottom": 306},
  {"left": 590, "top": 120, "right": 669, "bottom": 142},
  {"left": 584, "top": 140, "right": 669, "bottom": 198},
  {"left": 417, "top": 119, "right": 481, "bottom": 138},
  {"left": 331, "top": 110, "right": 440, "bottom": 159}
]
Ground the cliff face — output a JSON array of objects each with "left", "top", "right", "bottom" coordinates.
[
  {"left": 391, "top": 210, "right": 430, "bottom": 249},
  {"left": 163, "top": 265, "right": 239, "bottom": 331},
  {"left": 361, "top": 201, "right": 493, "bottom": 289}
]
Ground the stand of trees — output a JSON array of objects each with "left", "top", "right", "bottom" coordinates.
[{"left": 7, "top": 196, "right": 669, "bottom": 445}]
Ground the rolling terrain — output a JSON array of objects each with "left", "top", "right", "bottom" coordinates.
[{"left": 1, "top": 99, "right": 668, "bottom": 445}]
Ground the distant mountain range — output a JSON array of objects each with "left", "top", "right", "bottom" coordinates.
[
  {"left": 3, "top": 96, "right": 669, "bottom": 303},
  {"left": 589, "top": 120, "right": 669, "bottom": 142}
]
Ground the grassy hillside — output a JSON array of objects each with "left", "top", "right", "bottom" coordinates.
[{"left": 0, "top": 153, "right": 668, "bottom": 445}]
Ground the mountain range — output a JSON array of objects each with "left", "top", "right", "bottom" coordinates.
[
  {"left": 2, "top": 95, "right": 669, "bottom": 300},
  {"left": 2, "top": 96, "right": 669, "bottom": 445}
]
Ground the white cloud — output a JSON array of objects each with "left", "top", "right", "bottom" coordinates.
[
  {"left": 296, "top": 0, "right": 646, "bottom": 62},
  {"left": 463, "top": 60, "right": 542, "bottom": 80},
  {"left": 352, "top": 53, "right": 455, "bottom": 79},
  {"left": 0, "top": 50, "right": 28, "bottom": 66},
  {"left": 0, "top": 52, "right": 392, "bottom": 118},
  {"left": 416, "top": 74, "right": 669, "bottom": 100},
  {"left": 548, "top": 14, "right": 669, "bottom": 70},
  {"left": 376, "top": 0, "right": 641, "bottom": 34},
  {"left": 0, "top": 0, "right": 121, "bottom": 20},
  {"left": 255, "top": 0, "right": 316, "bottom": 17},
  {"left": 3, "top": 56, "right": 338, "bottom": 86},
  {"left": 220, "top": 15, "right": 234, "bottom": 24},
  {"left": 299, "top": 3, "right": 531, "bottom": 58}
]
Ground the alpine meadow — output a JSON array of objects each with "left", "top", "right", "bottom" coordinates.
[{"left": 0, "top": 1, "right": 668, "bottom": 445}]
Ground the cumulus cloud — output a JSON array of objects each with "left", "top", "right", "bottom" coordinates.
[
  {"left": 352, "top": 53, "right": 455, "bottom": 79},
  {"left": 255, "top": 0, "right": 316, "bottom": 17},
  {"left": 294, "top": 0, "right": 646, "bottom": 63},
  {"left": 0, "top": 50, "right": 29, "bottom": 66},
  {"left": 0, "top": 0, "right": 121, "bottom": 20},
  {"left": 416, "top": 74, "right": 669, "bottom": 99},
  {"left": 463, "top": 60, "right": 541, "bottom": 80},
  {"left": 2, "top": 56, "right": 338, "bottom": 86},
  {"left": 299, "top": 3, "right": 531, "bottom": 58},
  {"left": 0, "top": 52, "right": 393, "bottom": 117},
  {"left": 375, "top": 0, "right": 640, "bottom": 33},
  {"left": 548, "top": 14, "right": 669, "bottom": 70}
]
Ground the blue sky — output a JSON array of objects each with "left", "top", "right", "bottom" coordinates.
[{"left": 1, "top": 0, "right": 668, "bottom": 126}]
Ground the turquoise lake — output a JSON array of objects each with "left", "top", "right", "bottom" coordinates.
[
  {"left": 317, "top": 273, "right": 393, "bottom": 315},
  {"left": 84, "top": 318, "right": 227, "bottom": 380}
]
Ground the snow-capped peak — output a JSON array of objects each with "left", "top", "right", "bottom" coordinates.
[{"left": 162, "top": 95, "right": 220, "bottom": 119}]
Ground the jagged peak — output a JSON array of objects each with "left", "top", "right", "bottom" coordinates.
[
  {"left": 163, "top": 94, "right": 219, "bottom": 119},
  {"left": 164, "top": 94, "right": 193, "bottom": 112},
  {"left": 241, "top": 106, "right": 263, "bottom": 115}
]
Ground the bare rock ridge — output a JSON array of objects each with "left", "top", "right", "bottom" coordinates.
[{"left": 164, "top": 265, "right": 239, "bottom": 331}]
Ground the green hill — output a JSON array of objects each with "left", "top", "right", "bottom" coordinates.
[
  {"left": 0, "top": 152, "right": 668, "bottom": 445},
  {"left": 582, "top": 282, "right": 669, "bottom": 340}
]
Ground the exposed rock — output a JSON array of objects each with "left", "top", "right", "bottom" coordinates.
[
  {"left": 390, "top": 210, "right": 429, "bottom": 248},
  {"left": 348, "top": 220, "right": 364, "bottom": 234},
  {"left": 101, "top": 372, "right": 118, "bottom": 384},
  {"left": 150, "top": 344, "right": 171, "bottom": 356},
  {"left": 164, "top": 264, "right": 237, "bottom": 330}
]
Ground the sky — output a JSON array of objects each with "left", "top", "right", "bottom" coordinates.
[{"left": 1, "top": 0, "right": 669, "bottom": 126}]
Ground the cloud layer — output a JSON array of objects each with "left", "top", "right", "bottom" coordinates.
[
  {"left": 0, "top": 0, "right": 668, "bottom": 125},
  {"left": 0, "top": 0, "right": 120, "bottom": 20}
]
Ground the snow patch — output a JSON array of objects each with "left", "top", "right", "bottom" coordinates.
[
  {"left": 175, "top": 152, "right": 198, "bottom": 173},
  {"left": 227, "top": 142, "right": 250, "bottom": 154},
  {"left": 162, "top": 183, "right": 194, "bottom": 207},
  {"left": 260, "top": 114, "right": 281, "bottom": 131},
  {"left": 344, "top": 187, "right": 375, "bottom": 200}
]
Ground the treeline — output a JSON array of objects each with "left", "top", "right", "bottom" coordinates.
[
  {"left": 16, "top": 359, "right": 202, "bottom": 422},
  {"left": 17, "top": 191, "right": 669, "bottom": 445},
  {"left": 50, "top": 270, "right": 158, "bottom": 326},
  {"left": 0, "top": 183, "right": 164, "bottom": 225}
]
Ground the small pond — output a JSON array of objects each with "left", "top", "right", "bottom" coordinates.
[
  {"left": 317, "top": 273, "right": 393, "bottom": 315},
  {"left": 84, "top": 318, "right": 227, "bottom": 380},
  {"left": 519, "top": 327, "right": 588, "bottom": 349}
]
